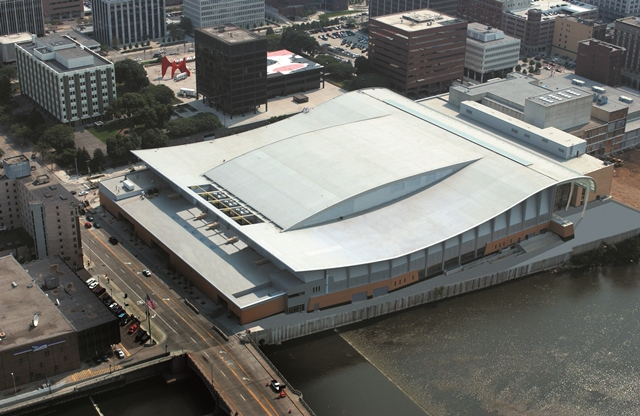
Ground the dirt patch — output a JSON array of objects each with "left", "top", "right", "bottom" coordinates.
[{"left": 611, "top": 149, "right": 640, "bottom": 211}]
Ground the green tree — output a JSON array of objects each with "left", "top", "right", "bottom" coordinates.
[
  {"left": 354, "top": 56, "right": 373, "bottom": 74},
  {"left": 141, "top": 84, "right": 175, "bottom": 105},
  {"left": 165, "top": 113, "right": 222, "bottom": 139},
  {"left": 281, "top": 27, "right": 320, "bottom": 55},
  {"left": 319, "top": 14, "right": 329, "bottom": 27},
  {"left": 515, "top": 64, "right": 522, "bottom": 71},
  {"left": 106, "top": 133, "right": 141, "bottom": 162},
  {"left": 536, "top": 61, "right": 542, "bottom": 69},
  {"left": 114, "top": 59, "right": 150, "bottom": 94},
  {"left": 91, "top": 148, "right": 105, "bottom": 172},
  {"left": 179, "top": 17, "right": 194, "bottom": 36},
  {"left": 42, "top": 124, "right": 75, "bottom": 152},
  {"left": 0, "top": 74, "right": 11, "bottom": 100},
  {"left": 76, "top": 147, "right": 91, "bottom": 173},
  {"left": 141, "top": 128, "right": 169, "bottom": 149},
  {"left": 345, "top": 73, "right": 391, "bottom": 90},
  {"left": 266, "top": 34, "right": 283, "bottom": 52}
]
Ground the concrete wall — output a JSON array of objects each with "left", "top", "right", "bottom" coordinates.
[{"left": 524, "top": 93, "right": 592, "bottom": 131}]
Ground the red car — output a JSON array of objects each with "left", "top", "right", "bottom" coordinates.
[
  {"left": 127, "top": 323, "right": 138, "bottom": 334},
  {"left": 84, "top": 222, "right": 92, "bottom": 229}
]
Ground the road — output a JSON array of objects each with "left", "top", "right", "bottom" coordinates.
[{"left": 78, "top": 206, "right": 308, "bottom": 415}]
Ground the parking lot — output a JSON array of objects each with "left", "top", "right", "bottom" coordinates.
[{"left": 309, "top": 26, "right": 369, "bottom": 63}]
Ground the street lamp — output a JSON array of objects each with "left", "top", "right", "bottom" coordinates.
[{"left": 10, "top": 372, "right": 17, "bottom": 397}]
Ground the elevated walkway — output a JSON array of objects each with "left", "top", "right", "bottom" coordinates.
[{"left": 516, "top": 232, "right": 563, "bottom": 254}]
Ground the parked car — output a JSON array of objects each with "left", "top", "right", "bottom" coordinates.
[
  {"left": 86, "top": 215, "right": 94, "bottom": 222},
  {"left": 89, "top": 281, "right": 99, "bottom": 290},
  {"left": 134, "top": 330, "right": 147, "bottom": 342},
  {"left": 128, "top": 323, "right": 139, "bottom": 334},
  {"left": 94, "top": 223, "right": 101, "bottom": 229},
  {"left": 84, "top": 222, "right": 92, "bottom": 229},
  {"left": 142, "top": 269, "right": 151, "bottom": 277},
  {"left": 86, "top": 277, "right": 96, "bottom": 285},
  {"left": 109, "top": 236, "right": 119, "bottom": 245},
  {"left": 115, "top": 349, "right": 125, "bottom": 359},
  {"left": 78, "top": 190, "right": 89, "bottom": 196},
  {"left": 139, "top": 333, "right": 151, "bottom": 344}
]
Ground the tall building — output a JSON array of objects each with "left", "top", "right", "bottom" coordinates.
[
  {"left": 575, "top": 39, "right": 625, "bottom": 87},
  {"left": 195, "top": 25, "right": 267, "bottom": 116},
  {"left": 15, "top": 33, "right": 117, "bottom": 126},
  {"left": 369, "top": 10, "right": 467, "bottom": 98},
  {"left": 583, "top": 0, "right": 640, "bottom": 22},
  {"left": 184, "top": 0, "right": 264, "bottom": 30},
  {"left": 501, "top": 3, "right": 598, "bottom": 56},
  {"left": 1, "top": 156, "right": 84, "bottom": 269},
  {"left": 465, "top": 23, "right": 520, "bottom": 82},
  {"left": 552, "top": 16, "right": 606, "bottom": 60},
  {"left": 612, "top": 16, "right": 640, "bottom": 89},
  {"left": 43, "top": 0, "right": 84, "bottom": 22},
  {"left": 0, "top": 0, "right": 45, "bottom": 37},
  {"left": 457, "top": 0, "right": 510, "bottom": 30},
  {"left": 369, "top": 0, "right": 457, "bottom": 18},
  {"left": 92, "top": 0, "right": 165, "bottom": 47}
]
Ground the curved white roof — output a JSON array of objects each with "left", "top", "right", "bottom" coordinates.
[{"left": 133, "top": 88, "right": 595, "bottom": 272}]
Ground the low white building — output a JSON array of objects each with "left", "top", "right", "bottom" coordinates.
[
  {"left": 0, "top": 32, "right": 32, "bottom": 63},
  {"left": 16, "top": 33, "right": 116, "bottom": 125},
  {"left": 464, "top": 23, "right": 520, "bottom": 83},
  {"left": 184, "top": 0, "right": 264, "bottom": 30}
]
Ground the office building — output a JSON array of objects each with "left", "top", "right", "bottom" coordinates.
[
  {"left": 183, "top": 0, "right": 264, "bottom": 30},
  {"left": 583, "top": 0, "right": 640, "bottom": 22},
  {"left": 575, "top": 39, "right": 625, "bottom": 87},
  {"left": 0, "top": 0, "right": 45, "bottom": 37},
  {"left": 464, "top": 23, "right": 520, "bottom": 82},
  {"left": 449, "top": 72, "right": 640, "bottom": 157},
  {"left": 2, "top": 155, "right": 84, "bottom": 269},
  {"left": 457, "top": 0, "right": 504, "bottom": 30},
  {"left": 195, "top": 25, "right": 267, "bottom": 117},
  {"left": 501, "top": 3, "right": 598, "bottom": 56},
  {"left": 369, "top": 0, "right": 457, "bottom": 18},
  {"left": 369, "top": 10, "right": 467, "bottom": 98},
  {"left": 552, "top": 16, "right": 606, "bottom": 60},
  {"left": 43, "top": 0, "right": 83, "bottom": 22},
  {"left": 0, "top": 255, "right": 120, "bottom": 390},
  {"left": 15, "top": 33, "right": 117, "bottom": 126},
  {"left": 92, "top": 0, "right": 165, "bottom": 47},
  {"left": 612, "top": 16, "right": 640, "bottom": 90}
]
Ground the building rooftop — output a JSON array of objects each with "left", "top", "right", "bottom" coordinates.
[
  {"left": 615, "top": 16, "right": 640, "bottom": 27},
  {"left": 3, "top": 155, "right": 29, "bottom": 165},
  {"left": 372, "top": 9, "right": 465, "bottom": 31},
  {"left": 578, "top": 38, "right": 625, "bottom": 52},
  {"left": 197, "top": 25, "right": 263, "bottom": 44},
  {"left": 0, "top": 256, "right": 75, "bottom": 352},
  {"left": 0, "top": 32, "right": 33, "bottom": 45},
  {"left": 18, "top": 173, "right": 78, "bottom": 206},
  {"left": 26, "top": 257, "right": 116, "bottom": 332},
  {"left": 124, "top": 88, "right": 601, "bottom": 276},
  {"left": 508, "top": 2, "right": 597, "bottom": 19},
  {"left": 467, "top": 23, "right": 519, "bottom": 45},
  {"left": 267, "top": 50, "right": 323, "bottom": 76},
  {"left": 17, "top": 33, "right": 112, "bottom": 74}
]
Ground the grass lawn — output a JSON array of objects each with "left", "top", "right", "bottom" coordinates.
[{"left": 88, "top": 119, "right": 144, "bottom": 143}]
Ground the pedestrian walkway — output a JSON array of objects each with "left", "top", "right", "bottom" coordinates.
[{"left": 70, "top": 365, "right": 121, "bottom": 382}]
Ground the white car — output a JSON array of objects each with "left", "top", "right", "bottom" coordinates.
[
  {"left": 142, "top": 269, "right": 151, "bottom": 277},
  {"left": 115, "top": 348, "right": 125, "bottom": 359},
  {"left": 85, "top": 277, "right": 96, "bottom": 285},
  {"left": 89, "top": 281, "right": 99, "bottom": 290},
  {"left": 78, "top": 190, "right": 89, "bottom": 196}
]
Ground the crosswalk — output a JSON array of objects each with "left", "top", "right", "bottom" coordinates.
[{"left": 71, "top": 364, "right": 122, "bottom": 382}]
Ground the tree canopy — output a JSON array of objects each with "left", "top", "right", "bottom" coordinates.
[
  {"left": 106, "top": 133, "right": 141, "bottom": 163},
  {"left": 141, "top": 128, "right": 169, "bottom": 149},
  {"left": 114, "top": 60, "right": 149, "bottom": 94},
  {"left": 280, "top": 27, "right": 320, "bottom": 56},
  {"left": 165, "top": 113, "right": 222, "bottom": 139},
  {"left": 41, "top": 124, "right": 75, "bottom": 152}
]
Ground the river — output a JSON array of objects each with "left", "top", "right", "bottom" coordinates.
[
  {"left": 44, "top": 264, "right": 640, "bottom": 416},
  {"left": 263, "top": 263, "right": 640, "bottom": 416}
]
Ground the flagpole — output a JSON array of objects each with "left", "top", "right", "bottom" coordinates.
[{"left": 147, "top": 301, "right": 152, "bottom": 345}]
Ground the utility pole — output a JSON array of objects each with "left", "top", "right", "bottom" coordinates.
[{"left": 10, "top": 372, "right": 17, "bottom": 397}]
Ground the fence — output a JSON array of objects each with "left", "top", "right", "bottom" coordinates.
[{"left": 250, "top": 228, "right": 640, "bottom": 345}]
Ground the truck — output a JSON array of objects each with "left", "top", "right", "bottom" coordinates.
[{"left": 178, "top": 88, "right": 197, "bottom": 98}]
